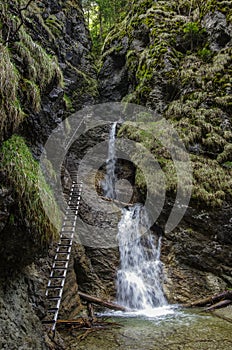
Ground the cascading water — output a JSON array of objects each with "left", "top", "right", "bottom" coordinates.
[
  {"left": 102, "top": 122, "right": 169, "bottom": 316},
  {"left": 102, "top": 122, "right": 117, "bottom": 199},
  {"left": 116, "top": 204, "right": 167, "bottom": 311}
]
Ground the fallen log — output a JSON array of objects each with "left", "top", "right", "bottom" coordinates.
[
  {"left": 78, "top": 291, "right": 127, "bottom": 312},
  {"left": 183, "top": 290, "right": 232, "bottom": 308},
  {"left": 57, "top": 318, "right": 122, "bottom": 340},
  {"left": 205, "top": 299, "right": 232, "bottom": 311}
]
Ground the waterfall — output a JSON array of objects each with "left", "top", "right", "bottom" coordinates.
[
  {"left": 102, "top": 121, "right": 167, "bottom": 314},
  {"left": 116, "top": 204, "right": 167, "bottom": 310},
  {"left": 102, "top": 122, "right": 117, "bottom": 199}
]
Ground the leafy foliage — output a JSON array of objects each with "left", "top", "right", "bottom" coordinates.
[{"left": 82, "top": 0, "right": 129, "bottom": 53}]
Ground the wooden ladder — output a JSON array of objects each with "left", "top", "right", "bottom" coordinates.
[{"left": 43, "top": 180, "right": 82, "bottom": 332}]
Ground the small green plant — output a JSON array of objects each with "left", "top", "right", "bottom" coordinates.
[
  {"left": 197, "top": 47, "right": 212, "bottom": 62},
  {"left": 223, "top": 161, "right": 232, "bottom": 169},
  {"left": 63, "top": 93, "right": 74, "bottom": 112},
  {"left": 183, "top": 21, "right": 206, "bottom": 51},
  {"left": 183, "top": 21, "right": 200, "bottom": 35}
]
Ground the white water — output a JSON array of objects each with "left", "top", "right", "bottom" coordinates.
[
  {"left": 116, "top": 204, "right": 167, "bottom": 313},
  {"left": 101, "top": 122, "right": 117, "bottom": 199},
  {"left": 102, "top": 122, "right": 170, "bottom": 318}
]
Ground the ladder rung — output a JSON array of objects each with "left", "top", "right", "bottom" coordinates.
[
  {"left": 58, "top": 247, "right": 72, "bottom": 251},
  {"left": 58, "top": 247, "right": 72, "bottom": 250},
  {"left": 59, "top": 238, "right": 73, "bottom": 244},
  {"left": 46, "top": 291, "right": 62, "bottom": 298},
  {"left": 60, "top": 234, "right": 74, "bottom": 238},
  {"left": 61, "top": 228, "right": 75, "bottom": 232},
  {"left": 54, "top": 258, "right": 69, "bottom": 262},
  {"left": 49, "top": 273, "right": 66, "bottom": 279},
  {"left": 52, "top": 262, "right": 68, "bottom": 268},
  {"left": 53, "top": 260, "right": 69, "bottom": 264},
  {"left": 57, "top": 249, "right": 71, "bottom": 253},
  {"left": 48, "top": 307, "right": 59, "bottom": 312},
  {"left": 65, "top": 209, "right": 76, "bottom": 212},
  {"left": 42, "top": 320, "right": 56, "bottom": 324},
  {"left": 44, "top": 182, "right": 82, "bottom": 332},
  {"left": 48, "top": 279, "right": 65, "bottom": 286}
]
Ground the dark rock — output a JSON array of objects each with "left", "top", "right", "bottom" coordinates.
[
  {"left": 48, "top": 87, "right": 64, "bottom": 101},
  {"left": 19, "top": 0, "right": 97, "bottom": 151},
  {"left": 132, "top": 24, "right": 150, "bottom": 46},
  {"left": 202, "top": 11, "right": 232, "bottom": 51},
  {"left": 99, "top": 56, "right": 129, "bottom": 102}
]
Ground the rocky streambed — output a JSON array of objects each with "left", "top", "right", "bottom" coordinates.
[{"left": 60, "top": 307, "right": 232, "bottom": 350}]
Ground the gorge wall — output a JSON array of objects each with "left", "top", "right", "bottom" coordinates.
[
  {"left": 0, "top": 0, "right": 232, "bottom": 349},
  {"left": 0, "top": 0, "right": 97, "bottom": 348},
  {"left": 97, "top": 0, "right": 232, "bottom": 303}
]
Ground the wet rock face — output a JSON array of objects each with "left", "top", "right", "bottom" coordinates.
[
  {"left": 0, "top": 267, "right": 47, "bottom": 350},
  {"left": 202, "top": 11, "right": 232, "bottom": 51},
  {"left": 99, "top": 55, "right": 129, "bottom": 102},
  {"left": 18, "top": 0, "right": 98, "bottom": 154},
  {"left": 96, "top": 0, "right": 232, "bottom": 303},
  {"left": 157, "top": 197, "right": 232, "bottom": 303},
  {"left": 0, "top": 187, "right": 43, "bottom": 274},
  {"left": 99, "top": 37, "right": 130, "bottom": 102}
]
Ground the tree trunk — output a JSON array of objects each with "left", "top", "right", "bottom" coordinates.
[
  {"left": 78, "top": 291, "right": 127, "bottom": 311},
  {"left": 206, "top": 299, "right": 232, "bottom": 311},
  {"left": 183, "top": 290, "right": 232, "bottom": 308}
]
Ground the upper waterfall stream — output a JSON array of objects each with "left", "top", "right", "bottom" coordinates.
[{"left": 101, "top": 122, "right": 117, "bottom": 199}]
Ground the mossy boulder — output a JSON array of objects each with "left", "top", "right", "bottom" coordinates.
[{"left": 0, "top": 135, "right": 60, "bottom": 273}]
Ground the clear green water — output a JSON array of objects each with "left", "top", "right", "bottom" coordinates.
[{"left": 61, "top": 308, "right": 232, "bottom": 350}]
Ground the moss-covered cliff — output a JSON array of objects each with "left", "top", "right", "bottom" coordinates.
[
  {"left": 0, "top": 0, "right": 98, "bottom": 265},
  {"left": 95, "top": 0, "right": 232, "bottom": 303},
  {"left": 0, "top": 1, "right": 97, "bottom": 348},
  {"left": 99, "top": 0, "right": 232, "bottom": 208}
]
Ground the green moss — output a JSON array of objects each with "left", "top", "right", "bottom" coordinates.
[
  {"left": 223, "top": 161, "right": 232, "bottom": 169},
  {"left": 197, "top": 47, "right": 213, "bottom": 62},
  {"left": 101, "top": 0, "right": 232, "bottom": 209},
  {"left": 217, "top": 144, "right": 232, "bottom": 163},
  {"left": 0, "top": 45, "right": 25, "bottom": 141},
  {"left": 21, "top": 79, "right": 41, "bottom": 112},
  {"left": 191, "top": 156, "right": 232, "bottom": 207},
  {"left": 63, "top": 93, "right": 74, "bottom": 112},
  {"left": 0, "top": 135, "right": 60, "bottom": 246},
  {"left": 45, "top": 15, "right": 64, "bottom": 36},
  {"left": 0, "top": 1, "right": 64, "bottom": 141},
  {"left": 15, "top": 27, "right": 63, "bottom": 90}
]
